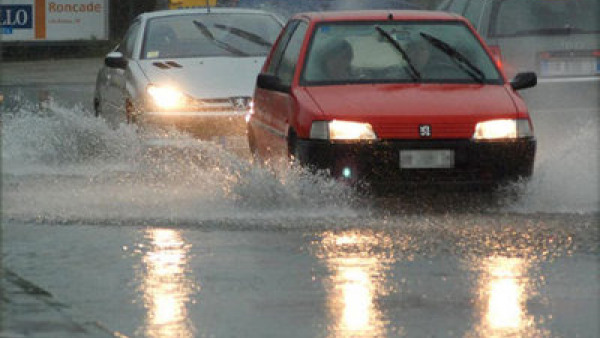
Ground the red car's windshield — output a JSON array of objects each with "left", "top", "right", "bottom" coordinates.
[{"left": 301, "top": 21, "right": 503, "bottom": 86}]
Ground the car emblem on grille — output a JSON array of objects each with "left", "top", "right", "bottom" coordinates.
[
  {"left": 419, "top": 124, "right": 432, "bottom": 138},
  {"left": 230, "top": 97, "right": 250, "bottom": 110}
]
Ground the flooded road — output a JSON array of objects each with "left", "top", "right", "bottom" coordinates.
[
  {"left": 1, "top": 59, "right": 598, "bottom": 337},
  {"left": 3, "top": 216, "right": 597, "bottom": 337}
]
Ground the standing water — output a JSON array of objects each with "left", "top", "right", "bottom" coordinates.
[
  {"left": 2, "top": 100, "right": 598, "bottom": 224},
  {"left": 2, "top": 97, "right": 598, "bottom": 338},
  {"left": 2, "top": 101, "right": 361, "bottom": 227}
]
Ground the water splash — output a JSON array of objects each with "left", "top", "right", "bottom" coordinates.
[
  {"left": 510, "top": 118, "right": 599, "bottom": 214},
  {"left": 2, "top": 100, "right": 141, "bottom": 175},
  {"left": 1, "top": 102, "right": 359, "bottom": 225},
  {"left": 2, "top": 100, "right": 597, "bottom": 225}
]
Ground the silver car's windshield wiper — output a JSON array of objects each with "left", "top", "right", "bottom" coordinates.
[
  {"left": 193, "top": 20, "right": 249, "bottom": 56},
  {"left": 419, "top": 32, "right": 485, "bottom": 83},
  {"left": 375, "top": 26, "right": 421, "bottom": 81},
  {"left": 212, "top": 24, "right": 273, "bottom": 48}
]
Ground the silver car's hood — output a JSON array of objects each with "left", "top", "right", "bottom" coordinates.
[{"left": 139, "top": 57, "right": 265, "bottom": 99}]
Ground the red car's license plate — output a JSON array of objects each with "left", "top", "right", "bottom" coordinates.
[{"left": 400, "top": 150, "right": 455, "bottom": 169}]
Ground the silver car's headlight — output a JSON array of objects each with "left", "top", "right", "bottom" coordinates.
[
  {"left": 473, "top": 119, "right": 533, "bottom": 140},
  {"left": 146, "top": 85, "right": 187, "bottom": 110},
  {"left": 310, "top": 120, "right": 377, "bottom": 140}
]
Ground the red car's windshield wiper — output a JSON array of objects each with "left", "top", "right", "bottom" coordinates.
[
  {"left": 375, "top": 26, "right": 421, "bottom": 82},
  {"left": 419, "top": 32, "right": 485, "bottom": 83}
]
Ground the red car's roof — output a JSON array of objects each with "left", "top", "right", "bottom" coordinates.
[{"left": 291, "top": 10, "right": 463, "bottom": 23}]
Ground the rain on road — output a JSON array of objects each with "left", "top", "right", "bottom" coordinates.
[{"left": 1, "top": 58, "right": 598, "bottom": 337}]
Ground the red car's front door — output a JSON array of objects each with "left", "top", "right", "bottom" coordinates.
[{"left": 250, "top": 20, "right": 309, "bottom": 159}]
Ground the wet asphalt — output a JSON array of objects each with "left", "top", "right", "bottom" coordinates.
[{"left": 1, "top": 58, "right": 599, "bottom": 338}]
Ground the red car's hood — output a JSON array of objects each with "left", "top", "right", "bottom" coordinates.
[{"left": 304, "top": 83, "right": 519, "bottom": 139}]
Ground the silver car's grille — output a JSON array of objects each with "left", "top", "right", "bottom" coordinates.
[
  {"left": 181, "top": 97, "right": 252, "bottom": 115},
  {"left": 188, "top": 98, "right": 233, "bottom": 111},
  {"left": 145, "top": 96, "right": 252, "bottom": 116}
]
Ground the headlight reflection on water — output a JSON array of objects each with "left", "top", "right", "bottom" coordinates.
[
  {"left": 486, "top": 258, "right": 527, "bottom": 330},
  {"left": 470, "top": 256, "right": 548, "bottom": 338},
  {"left": 338, "top": 260, "right": 378, "bottom": 332},
  {"left": 317, "top": 231, "right": 395, "bottom": 337},
  {"left": 138, "top": 229, "right": 196, "bottom": 338}
]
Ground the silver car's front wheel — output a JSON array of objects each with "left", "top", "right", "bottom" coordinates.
[
  {"left": 93, "top": 98, "right": 101, "bottom": 118},
  {"left": 125, "top": 99, "right": 136, "bottom": 124}
]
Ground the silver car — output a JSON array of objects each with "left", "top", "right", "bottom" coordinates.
[
  {"left": 437, "top": 0, "right": 599, "bottom": 112},
  {"left": 94, "top": 8, "right": 284, "bottom": 137}
]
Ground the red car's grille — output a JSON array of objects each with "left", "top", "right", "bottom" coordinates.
[{"left": 374, "top": 122, "right": 475, "bottom": 139}]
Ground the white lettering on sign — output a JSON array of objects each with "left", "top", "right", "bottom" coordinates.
[
  {"left": 15, "top": 9, "right": 29, "bottom": 25},
  {"left": 0, "top": 5, "right": 32, "bottom": 29},
  {"left": 1, "top": 9, "right": 29, "bottom": 25}
]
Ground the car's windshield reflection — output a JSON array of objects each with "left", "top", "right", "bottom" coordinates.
[
  {"left": 302, "top": 21, "right": 502, "bottom": 85},
  {"left": 142, "top": 13, "right": 282, "bottom": 59}
]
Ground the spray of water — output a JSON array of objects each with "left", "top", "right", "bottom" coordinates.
[
  {"left": 1, "top": 101, "right": 359, "bottom": 226},
  {"left": 2, "top": 101, "right": 140, "bottom": 175},
  {"left": 2, "top": 99, "right": 597, "bottom": 225},
  {"left": 510, "top": 117, "right": 599, "bottom": 214}
]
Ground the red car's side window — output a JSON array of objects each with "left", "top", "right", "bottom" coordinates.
[
  {"left": 276, "top": 21, "right": 308, "bottom": 86},
  {"left": 265, "top": 20, "right": 300, "bottom": 75}
]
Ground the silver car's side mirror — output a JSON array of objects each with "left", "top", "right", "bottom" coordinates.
[
  {"left": 511, "top": 72, "right": 537, "bottom": 91},
  {"left": 105, "top": 51, "right": 127, "bottom": 69}
]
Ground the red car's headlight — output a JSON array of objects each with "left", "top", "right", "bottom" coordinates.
[
  {"left": 310, "top": 120, "right": 377, "bottom": 140},
  {"left": 473, "top": 119, "right": 533, "bottom": 140}
]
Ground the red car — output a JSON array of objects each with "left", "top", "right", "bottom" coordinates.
[{"left": 247, "top": 10, "right": 537, "bottom": 190}]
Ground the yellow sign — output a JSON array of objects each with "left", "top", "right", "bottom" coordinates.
[{"left": 168, "top": 0, "right": 217, "bottom": 9}]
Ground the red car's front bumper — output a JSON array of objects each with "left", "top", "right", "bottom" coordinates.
[{"left": 295, "top": 138, "right": 536, "bottom": 190}]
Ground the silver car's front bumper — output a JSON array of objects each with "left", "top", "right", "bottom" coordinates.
[{"left": 137, "top": 110, "right": 248, "bottom": 138}]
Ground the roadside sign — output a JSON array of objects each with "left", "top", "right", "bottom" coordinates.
[
  {"left": 0, "top": 0, "right": 109, "bottom": 41},
  {"left": 168, "top": 0, "right": 218, "bottom": 10}
]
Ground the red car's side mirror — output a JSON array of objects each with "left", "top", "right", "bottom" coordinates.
[
  {"left": 510, "top": 72, "right": 537, "bottom": 91},
  {"left": 256, "top": 73, "right": 290, "bottom": 93}
]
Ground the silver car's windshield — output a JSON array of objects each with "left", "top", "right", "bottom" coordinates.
[
  {"left": 141, "top": 13, "right": 282, "bottom": 59},
  {"left": 492, "top": 0, "right": 600, "bottom": 37},
  {"left": 302, "top": 21, "right": 502, "bottom": 85}
]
